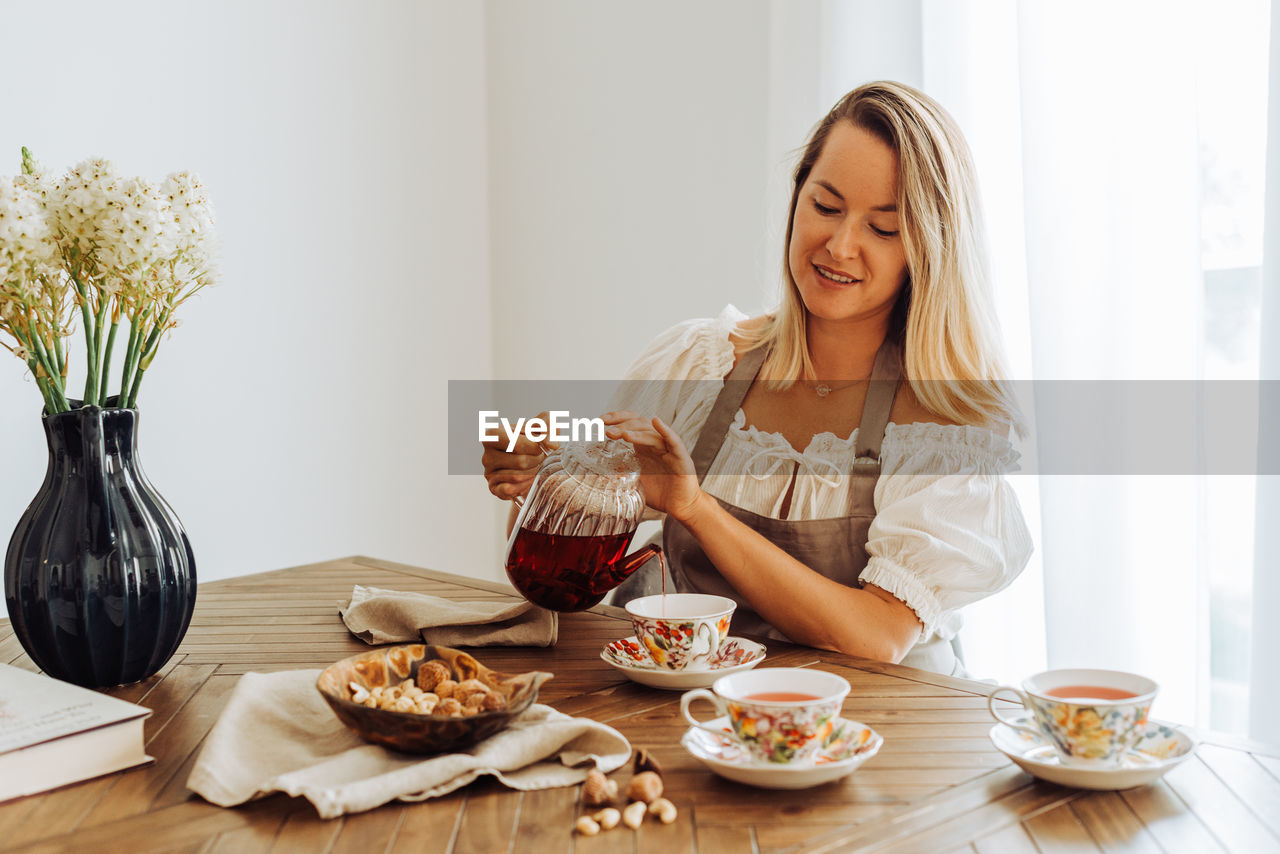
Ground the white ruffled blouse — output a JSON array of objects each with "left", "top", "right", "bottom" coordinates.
[{"left": 607, "top": 305, "right": 1033, "bottom": 642}]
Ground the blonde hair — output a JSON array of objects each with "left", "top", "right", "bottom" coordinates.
[{"left": 743, "top": 81, "right": 1023, "bottom": 433}]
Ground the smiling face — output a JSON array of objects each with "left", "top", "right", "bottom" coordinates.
[{"left": 787, "top": 121, "right": 909, "bottom": 329}]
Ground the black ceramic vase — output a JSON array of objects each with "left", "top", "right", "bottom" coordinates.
[{"left": 4, "top": 404, "right": 197, "bottom": 688}]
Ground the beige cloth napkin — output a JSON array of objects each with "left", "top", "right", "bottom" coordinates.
[
  {"left": 340, "top": 585, "right": 558, "bottom": 647},
  {"left": 187, "top": 670, "right": 630, "bottom": 819}
]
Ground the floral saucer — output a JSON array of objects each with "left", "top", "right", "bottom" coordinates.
[
  {"left": 682, "top": 715, "right": 883, "bottom": 789},
  {"left": 989, "top": 711, "right": 1196, "bottom": 791},
  {"left": 600, "top": 636, "right": 766, "bottom": 690}
]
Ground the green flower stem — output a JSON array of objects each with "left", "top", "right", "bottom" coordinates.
[
  {"left": 27, "top": 358, "right": 55, "bottom": 413},
  {"left": 124, "top": 311, "right": 169, "bottom": 409},
  {"left": 99, "top": 320, "right": 119, "bottom": 404},
  {"left": 120, "top": 318, "right": 141, "bottom": 402},
  {"left": 18, "top": 325, "right": 68, "bottom": 413},
  {"left": 91, "top": 299, "right": 110, "bottom": 402},
  {"left": 70, "top": 272, "right": 97, "bottom": 405}
]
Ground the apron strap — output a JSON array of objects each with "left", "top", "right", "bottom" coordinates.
[
  {"left": 689, "top": 345, "right": 768, "bottom": 481},
  {"left": 852, "top": 338, "right": 903, "bottom": 462}
]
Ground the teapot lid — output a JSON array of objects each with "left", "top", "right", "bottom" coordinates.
[{"left": 560, "top": 438, "right": 640, "bottom": 481}]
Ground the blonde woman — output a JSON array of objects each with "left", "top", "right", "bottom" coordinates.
[{"left": 483, "top": 81, "right": 1032, "bottom": 675}]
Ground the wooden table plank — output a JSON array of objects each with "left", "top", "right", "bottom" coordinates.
[
  {"left": 1069, "top": 792, "right": 1162, "bottom": 853},
  {"left": 266, "top": 808, "right": 344, "bottom": 854},
  {"left": 509, "top": 787, "right": 576, "bottom": 854},
  {"left": 1196, "top": 743, "right": 1280, "bottom": 838},
  {"left": 694, "top": 824, "right": 755, "bottom": 854},
  {"left": 327, "top": 804, "right": 404, "bottom": 854},
  {"left": 1023, "top": 802, "right": 1104, "bottom": 853},
  {"left": 1118, "top": 780, "right": 1225, "bottom": 854},
  {"left": 451, "top": 782, "right": 521, "bottom": 854},
  {"left": 1161, "top": 757, "right": 1280, "bottom": 853},
  {"left": 971, "top": 821, "right": 1042, "bottom": 854}
]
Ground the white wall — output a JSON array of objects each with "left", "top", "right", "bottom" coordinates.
[
  {"left": 1, "top": 0, "right": 498, "bottom": 587},
  {"left": 486, "top": 0, "right": 774, "bottom": 383}
]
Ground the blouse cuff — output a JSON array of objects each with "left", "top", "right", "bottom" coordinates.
[{"left": 860, "top": 556, "right": 945, "bottom": 639}]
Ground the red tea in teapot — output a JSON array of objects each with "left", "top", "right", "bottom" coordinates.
[
  {"left": 502, "top": 440, "right": 661, "bottom": 611},
  {"left": 505, "top": 527, "right": 635, "bottom": 612}
]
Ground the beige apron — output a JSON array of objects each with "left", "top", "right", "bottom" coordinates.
[{"left": 660, "top": 338, "right": 961, "bottom": 676}]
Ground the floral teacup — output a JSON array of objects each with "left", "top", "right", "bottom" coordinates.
[
  {"left": 680, "top": 668, "right": 850, "bottom": 763},
  {"left": 624, "top": 593, "right": 735, "bottom": 671},
  {"left": 987, "top": 668, "right": 1158, "bottom": 767}
]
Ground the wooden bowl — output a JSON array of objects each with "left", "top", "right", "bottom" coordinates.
[{"left": 316, "top": 644, "right": 552, "bottom": 754}]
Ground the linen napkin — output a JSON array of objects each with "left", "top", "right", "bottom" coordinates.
[
  {"left": 340, "top": 585, "right": 558, "bottom": 647},
  {"left": 187, "top": 669, "right": 630, "bottom": 819}
]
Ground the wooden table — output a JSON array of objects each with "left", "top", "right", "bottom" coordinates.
[{"left": 1, "top": 557, "right": 1278, "bottom": 853}]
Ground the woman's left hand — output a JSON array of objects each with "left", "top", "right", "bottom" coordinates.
[{"left": 602, "top": 411, "right": 703, "bottom": 521}]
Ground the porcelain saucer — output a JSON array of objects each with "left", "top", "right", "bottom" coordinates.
[
  {"left": 600, "top": 636, "right": 766, "bottom": 690},
  {"left": 989, "top": 711, "right": 1196, "bottom": 790},
  {"left": 681, "top": 715, "right": 883, "bottom": 789}
]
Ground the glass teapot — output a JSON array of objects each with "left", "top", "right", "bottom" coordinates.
[{"left": 503, "top": 439, "right": 661, "bottom": 612}]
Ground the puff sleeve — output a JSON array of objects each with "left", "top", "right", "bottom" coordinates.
[{"left": 859, "top": 423, "right": 1033, "bottom": 641}]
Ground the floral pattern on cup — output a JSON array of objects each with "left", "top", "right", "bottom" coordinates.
[
  {"left": 1030, "top": 696, "right": 1151, "bottom": 762},
  {"left": 703, "top": 718, "right": 878, "bottom": 765},
  {"left": 629, "top": 613, "right": 730, "bottom": 671},
  {"left": 1004, "top": 710, "right": 1186, "bottom": 763},
  {"left": 725, "top": 699, "right": 845, "bottom": 763}
]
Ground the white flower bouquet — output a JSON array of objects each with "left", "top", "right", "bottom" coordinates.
[{"left": 0, "top": 148, "right": 216, "bottom": 413}]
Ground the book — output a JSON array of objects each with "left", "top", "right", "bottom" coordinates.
[{"left": 0, "top": 663, "right": 153, "bottom": 802}]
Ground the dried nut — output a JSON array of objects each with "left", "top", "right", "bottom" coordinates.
[
  {"left": 438, "top": 697, "right": 464, "bottom": 716},
  {"left": 633, "top": 747, "right": 663, "bottom": 777},
  {"left": 349, "top": 683, "right": 370, "bottom": 703},
  {"left": 593, "top": 808, "right": 621, "bottom": 830},
  {"left": 457, "top": 678, "right": 490, "bottom": 698},
  {"left": 648, "top": 798, "right": 677, "bottom": 825},
  {"left": 416, "top": 660, "right": 451, "bottom": 692},
  {"left": 463, "top": 692, "right": 488, "bottom": 710},
  {"left": 391, "top": 696, "right": 416, "bottom": 713},
  {"left": 575, "top": 816, "right": 601, "bottom": 836},
  {"left": 626, "top": 771, "right": 663, "bottom": 804},
  {"left": 622, "top": 801, "right": 647, "bottom": 829},
  {"left": 435, "top": 679, "right": 457, "bottom": 699},
  {"left": 582, "top": 769, "right": 616, "bottom": 807}
]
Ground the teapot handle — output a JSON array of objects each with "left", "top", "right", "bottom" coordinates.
[{"left": 512, "top": 442, "right": 559, "bottom": 510}]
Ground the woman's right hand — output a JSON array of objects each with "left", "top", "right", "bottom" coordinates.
[{"left": 480, "top": 411, "right": 556, "bottom": 501}]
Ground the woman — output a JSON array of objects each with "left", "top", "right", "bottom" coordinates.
[{"left": 483, "top": 81, "right": 1032, "bottom": 676}]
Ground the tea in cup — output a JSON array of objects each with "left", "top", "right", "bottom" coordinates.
[
  {"left": 625, "top": 593, "right": 735, "bottom": 671},
  {"left": 680, "top": 668, "right": 850, "bottom": 763},
  {"left": 987, "top": 668, "right": 1158, "bottom": 766}
]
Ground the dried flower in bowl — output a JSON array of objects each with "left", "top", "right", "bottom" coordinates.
[{"left": 316, "top": 644, "right": 552, "bottom": 754}]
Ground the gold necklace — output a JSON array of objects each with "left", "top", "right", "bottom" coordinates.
[{"left": 808, "top": 377, "right": 868, "bottom": 398}]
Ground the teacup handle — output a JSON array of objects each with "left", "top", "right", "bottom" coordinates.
[
  {"left": 987, "top": 685, "right": 1044, "bottom": 739},
  {"left": 681, "top": 688, "right": 729, "bottom": 736}
]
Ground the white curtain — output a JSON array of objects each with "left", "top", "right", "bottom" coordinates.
[
  {"left": 804, "top": 0, "right": 1274, "bottom": 733},
  {"left": 1251, "top": 0, "right": 1280, "bottom": 746}
]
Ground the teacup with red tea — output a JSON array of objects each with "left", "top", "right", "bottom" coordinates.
[
  {"left": 987, "top": 668, "right": 1158, "bottom": 766},
  {"left": 624, "top": 593, "right": 735, "bottom": 671},
  {"left": 680, "top": 667, "right": 850, "bottom": 763}
]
